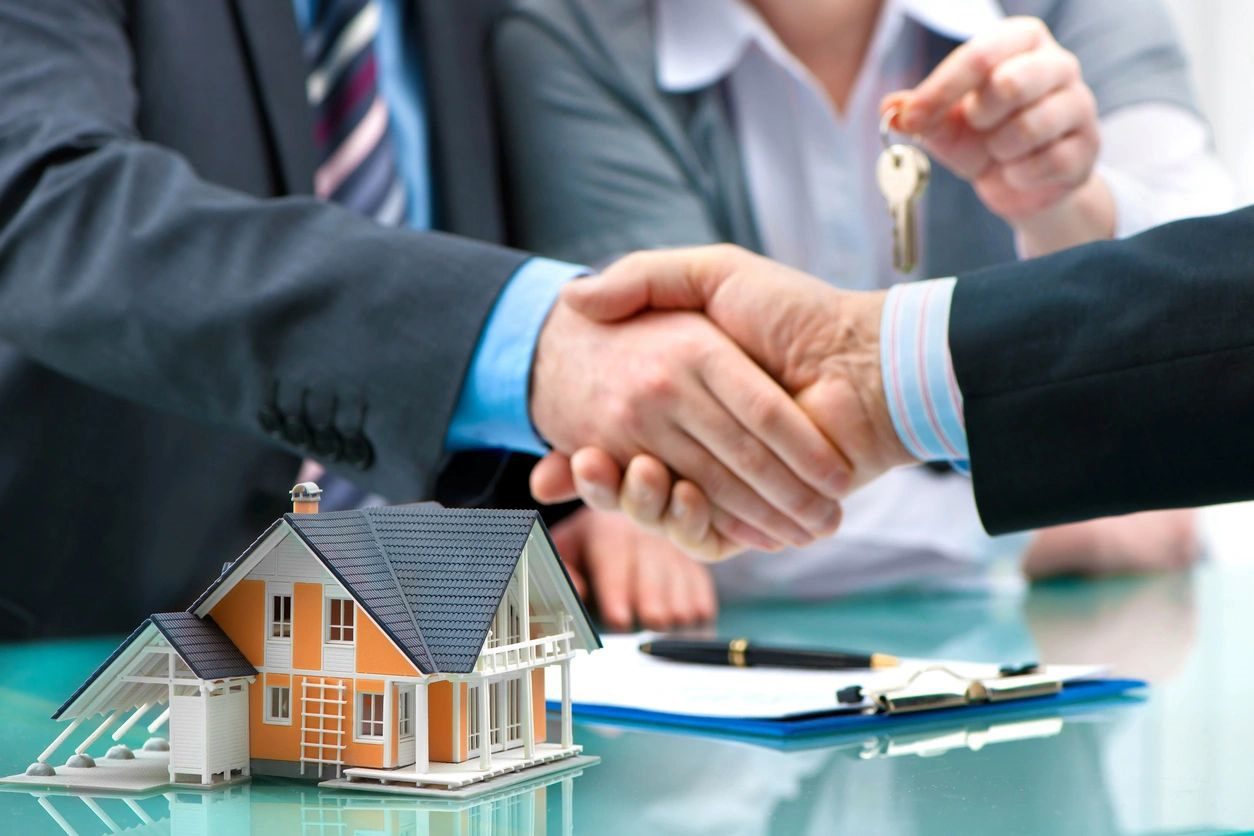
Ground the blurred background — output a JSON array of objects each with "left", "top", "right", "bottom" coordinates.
[
  {"left": 1157, "top": 1, "right": 1254, "bottom": 565},
  {"left": 1165, "top": 0, "right": 1254, "bottom": 202}
]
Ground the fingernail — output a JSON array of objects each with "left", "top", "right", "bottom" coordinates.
[
  {"left": 826, "top": 468, "right": 851, "bottom": 497},
  {"left": 819, "top": 502, "right": 842, "bottom": 535},
  {"left": 580, "top": 480, "right": 616, "bottom": 509}
]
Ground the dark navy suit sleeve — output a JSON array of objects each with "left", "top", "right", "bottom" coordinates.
[{"left": 950, "top": 207, "right": 1254, "bottom": 533}]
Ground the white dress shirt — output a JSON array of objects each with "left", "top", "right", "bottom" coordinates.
[{"left": 654, "top": 0, "right": 1236, "bottom": 599}]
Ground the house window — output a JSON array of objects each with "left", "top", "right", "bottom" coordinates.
[
  {"left": 327, "top": 598, "right": 354, "bottom": 643},
  {"left": 398, "top": 689, "right": 413, "bottom": 738},
  {"left": 265, "top": 685, "right": 290, "bottom": 724},
  {"left": 270, "top": 593, "right": 292, "bottom": 639},
  {"left": 357, "top": 692, "right": 384, "bottom": 739}
]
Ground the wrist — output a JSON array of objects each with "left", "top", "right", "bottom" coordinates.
[
  {"left": 802, "top": 289, "right": 912, "bottom": 478},
  {"left": 1011, "top": 175, "right": 1115, "bottom": 258}
]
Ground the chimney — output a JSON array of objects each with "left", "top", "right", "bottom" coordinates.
[{"left": 290, "top": 481, "right": 323, "bottom": 514}]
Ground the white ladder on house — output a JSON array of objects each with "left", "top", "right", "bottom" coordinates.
[{"left": 300, "top": 678, "right": 347, "bottom": 778}]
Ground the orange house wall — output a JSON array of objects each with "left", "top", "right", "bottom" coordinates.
[
  {"left": 427, "top": 680, "right": 458, "bottom": 763},
  {"left": 209, "top": 579, "right": 265, "bottom": 666},
  {"left": 292, "top": 582, "right": 322, "bottom": 670},
  {"left": 343, "top": 678, "right": 384, "bottom": 768},
  {"left": 356, "top": 614, "right": 419, "bottom": 677},
  {"left": 250, "top": 674, "right": 386, "bottom": 769}
]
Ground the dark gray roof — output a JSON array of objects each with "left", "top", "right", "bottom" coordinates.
[
  {"left": 52, "top": 614, "right": 256, "bottom": 719},
  {"left": 285, "top": 505, "right": 547, "bottom": 674},
  {"left": 149, "top": 612, "right": 257, "bottom": 681},
  {"left": 52, "top": 618, "right": 153, "bottom": 719}
]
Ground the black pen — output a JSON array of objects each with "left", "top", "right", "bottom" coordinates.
[{"left": 639, "top": 637, "right": 900, "bottom": 670}]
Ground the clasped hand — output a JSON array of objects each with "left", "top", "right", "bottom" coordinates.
[{"left": 529, "top": 245, "right": 912, "bottom": 561}]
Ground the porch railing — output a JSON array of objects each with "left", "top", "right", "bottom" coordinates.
[{"left": 475, "top": 631, "right": 575, "bottom": 675}]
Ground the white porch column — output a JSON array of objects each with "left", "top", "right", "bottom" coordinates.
[
  {"left": 559, "top": 660, "right": 572, "bottom": 748},
  {"left": 201, "top": 684, "right": 211, "bottom": 785},
  {"left": 478, "top": 679, "right": 492, "bottom": 770},
  {"left": 147, "top": 707, "right": 170, "bottom": 734},
  {"left": 75, "top": 709, "right": 122, "bottom": 755},
  {"left": 37, "top": 717, "right": 84, "bottom": 763},
  {"left": 414, "top": 681, "right": 429, "bottom": 772},
  {"left": 383, "top": 680, "right": 393, "bottom": 768},
  {"left": 520, "top": 535, "right": 531, "bottom": 637},
  {"left": 112, "top": 702, "right": 151, "bottom": 741},
  {"left": 521, "top": 667, "right": 535, "bottom": 758}
]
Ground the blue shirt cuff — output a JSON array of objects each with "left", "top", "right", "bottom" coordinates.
[
  {"left": 880, "top": 278, "right": 970, "bottom": 472},
  {"left": 444, "top": 257, "right": 588, "bottom": 454}
]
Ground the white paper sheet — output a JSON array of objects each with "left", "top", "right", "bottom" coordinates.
[{"left": 546, "top": 633, "right": 1103, "bottom": 720}]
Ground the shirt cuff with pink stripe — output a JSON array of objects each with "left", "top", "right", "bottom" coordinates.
[{"left": 880, "top": 278, "right": 970, "bottom": 471}]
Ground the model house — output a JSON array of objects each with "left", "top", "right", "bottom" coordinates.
[{"left": 12, "top": 484, "right": 600, "bottom": 796}]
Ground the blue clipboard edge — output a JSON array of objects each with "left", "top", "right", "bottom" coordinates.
[{"left": 546, "top": 678, "right": 1146, "bottom": 742}]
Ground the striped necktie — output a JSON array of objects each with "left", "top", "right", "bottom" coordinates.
[
  {"left": 304, "top": 0, "right": 407, "bottom": 226},
  {"left": 298, "top": 0, "right": 403, "bottom": 510}
]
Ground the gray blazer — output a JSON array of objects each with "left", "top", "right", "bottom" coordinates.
[
  {"left": 492, "top": 0, "right": 1198, "bottom": 276},
  {"left": 0, "top": 0, "right": 521, "bottom": 637}
]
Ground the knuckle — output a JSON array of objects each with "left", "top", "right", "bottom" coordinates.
[
  {"left": 744, "top": 389, "right": 784, "bottom": 430},
  {"left": 992, "top": 68, "right": 1023, "bottom": 104},
  {"left": 608, "top": 396, "right": 645, "bottom": 436},
  {"left": 731, "top": 442, "right": 770, "bottom": 481},
  {"left": 968, "top": 46, "right": 999, "bottom": 78},
  {"left": 1059, "top": 49, "right": 1082, "bottom": 80},
  {"left": 1017, "top": 16, "right": 1048, "bottom": 39}
]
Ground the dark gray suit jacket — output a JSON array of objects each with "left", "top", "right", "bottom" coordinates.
[{"left": 0, "top": 0, "right": 522, "bottom": 637}]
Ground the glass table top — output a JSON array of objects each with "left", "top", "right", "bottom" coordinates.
[{"left": 1, "top": 565, "right": 1251, "bottom": 835}]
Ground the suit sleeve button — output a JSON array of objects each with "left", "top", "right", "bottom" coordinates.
[
  {"left": 343, "top": 434, "right": 374, "bottom": 470},
  {"left": 283, "top": 415, "right": 311, "bottom": 448}
]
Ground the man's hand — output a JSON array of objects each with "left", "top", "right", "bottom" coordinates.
[
  {"left": 532, "top": 246, "right": 914, "bottom": 557},
  {"left": 888, "top": 16, "right": 1113, "bottom": 255},
  {"left": 529, "top": 293, "right": 849, "bottom": 553},
  {"left": 549, "top": 507, "right": 718, "bottom": 631}
]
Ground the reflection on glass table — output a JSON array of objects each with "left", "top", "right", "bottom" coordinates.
[{"left": 1, "top": 763, "right": 581, "bottom": 836}]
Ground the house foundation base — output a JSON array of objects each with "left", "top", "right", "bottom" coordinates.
[
  {"left": 0, "top": 750, "right": 250, "bottom": 794},
  {"left": 320, "top": 752, "right": 598, "bottom": 799}
]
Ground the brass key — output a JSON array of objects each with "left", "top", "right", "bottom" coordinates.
[{"left": 877, "top": 110, "right": 930, "bottom": 273}]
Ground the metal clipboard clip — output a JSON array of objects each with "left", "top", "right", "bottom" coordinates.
[{"left": 867, "top": 665, "right": 1063, "bottom": 715}]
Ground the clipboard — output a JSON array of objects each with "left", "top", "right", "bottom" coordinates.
[{"left": 544, "top": 634, "right": 1145, "bottom": 740}]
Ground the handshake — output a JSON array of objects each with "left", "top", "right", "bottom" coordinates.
[{"left": 528, "top": 245, "right": 918, "bottom": 562}]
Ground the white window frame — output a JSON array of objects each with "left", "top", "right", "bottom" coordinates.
[
  {"left": 269, "top": 590, "right": 293, "bottom": 640},
  {"left": 264, "top": 684, "right": 291, "bottom": 725},
  {"left": 398, "top": 689, "right": 413, "bottom": 739},
  {"left": 356, "top": 692, "right": 385, "bottom": 741},
  {"left": 325, "top": 595, "right": 355, "bottom": 644}
]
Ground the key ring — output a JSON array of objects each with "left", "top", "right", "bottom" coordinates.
[{"left": 880, "top": 105, "right": 904, "bottom": 151}]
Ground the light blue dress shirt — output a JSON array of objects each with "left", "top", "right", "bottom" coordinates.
[
  {"left": 293, "top": 0, "right": 578, "bottom": 455},
  {"left": 881, "top": 278, "right": 970, "bottom": 471}
]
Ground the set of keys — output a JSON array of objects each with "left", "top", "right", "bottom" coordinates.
[{"left": 876, "top": 107, "right": 930, "bottom": 273}]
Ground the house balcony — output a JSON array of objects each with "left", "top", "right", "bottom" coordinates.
[{"left": 474, "top": 632, "right": 575, "bottom": 677}]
